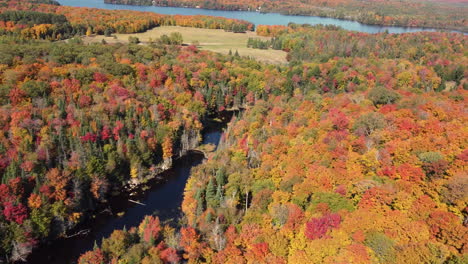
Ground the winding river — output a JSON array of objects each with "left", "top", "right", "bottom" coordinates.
[
  {"left": 26, "top": 120, "right": 226, "bottom": 264},
  {"left": 56, "top": 0, "right": 461, "bottom": 34}
]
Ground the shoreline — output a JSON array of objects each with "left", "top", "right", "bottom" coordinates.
[
  {"left": 101, "top": 1, "right": 468, "bottom": 33},
  {"left": 24, "top": 114, "right": 231, "bottom": 264}
]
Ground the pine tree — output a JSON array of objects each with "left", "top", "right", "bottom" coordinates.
[
  {"left": 215, "top": 168, "right": 226, "bottom": 186},
  {"left": 195, "top": 188, "right": 205, "bottom": 217},
  {"left": 215, "top": 185, "right": 223, "bottom": 205},
  {"left": 247, "top": 38, "right": 253, "bottom": 48},
  {"left": 206, "top": 178, "right": 217, "bottom": 208}
]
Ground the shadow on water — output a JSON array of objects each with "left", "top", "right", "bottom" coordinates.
[{"left": 26, "top": 114, "right": 231, "bottom": 264}]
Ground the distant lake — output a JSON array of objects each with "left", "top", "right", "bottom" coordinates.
[{"left": 56, "top": 0, "right": 460, "bottom": 34}]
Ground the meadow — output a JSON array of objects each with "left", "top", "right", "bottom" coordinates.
[{"left": 83, "top": 26, "right": 288, "bottom": 64}]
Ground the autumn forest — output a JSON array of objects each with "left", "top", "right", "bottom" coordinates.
[{"left": 0, "top": 0, "right": 466, "bottom": 263}]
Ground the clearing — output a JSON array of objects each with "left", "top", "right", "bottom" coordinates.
[{"left": 82, "top": 26, "right": 287, "bottom": 64}]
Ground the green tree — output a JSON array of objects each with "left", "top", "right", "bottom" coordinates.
[
  {"left": 364, "top": 232, "right": 396, "bottom": 263},
  {"left": 101, "top": 230, "right": 132, "bottom": 259},
  {"left": 206, "top": 178, "right": 218, "bottom": 208},
  {"left": 169, "top": 32, "right": 183, "bottom": 45},
  {"left": 368, "top": 86, "right": 401, "bottom": 106},
  {"left": 30, "top": 207, "right": 53, "bottom": 238},
  {"left": 215, "top": 168, "right": 226, "bottom": 186},
  {"left": 353, "top": 112, "right": 386, "bottom": 136},
  {"left": 20, "top": 80, "right": 50, "bottom": 98},
  {"left": 128, "top": 36, "right": 140, "bottom": 44}
]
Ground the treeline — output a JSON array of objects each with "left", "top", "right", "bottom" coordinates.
[
  {"left": 26, "top": 0, "right": 59, "bottom": 4},
  {"left": 127, "top": 32, "right": 184, "bottom": 45},
  {"left": 0, "top": 0, "right": 59, "bottom": 5},
  {"left": 166, "top": 15, "right": 253, "bottom": 33},
  {"left": 104, "top": 0, "right": 468, "bottom": 32},
  {"left": 105, "top": 0, "right": 246, "bottom": 12},
  {"left": 0, "top": 10, "right": 74, "bottom": 40},
  {"left": 247, "top": 37, "right": 281, "bottom": 50},
  {"left": 0, "top": 10, "right": 67, "bottom": 25}
]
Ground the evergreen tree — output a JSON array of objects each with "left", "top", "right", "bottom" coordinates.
[
  {"left": 195, "top": 188, "right": 205, "bottom": 217},
  {"left": 206, "top": 178, "right": 217, "bottom": 208},
  {"left": 215, "top": 168, "right": 226, "bottom": 186}
]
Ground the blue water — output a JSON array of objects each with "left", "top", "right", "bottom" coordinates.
[{"left": 56, "top": 0, "right": 461, "bottom": 34}]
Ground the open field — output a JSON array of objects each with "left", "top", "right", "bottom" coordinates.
[{"left": 82, "top": 26, "right": 287, "bottom": 64}]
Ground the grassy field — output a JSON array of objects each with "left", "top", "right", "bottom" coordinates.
[{"left": 82, "top": 26, "right": 287, "bottom": 64}]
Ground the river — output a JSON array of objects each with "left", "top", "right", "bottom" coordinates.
[
  {"left": 26, "top": 119, "right": 227, "bottom": 264},
  {"left": 55, "top": 0, "right": 461, "bottom": 34}
]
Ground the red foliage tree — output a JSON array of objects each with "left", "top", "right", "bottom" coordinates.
[
  {"left": 329, "top": 108, "right": 349, "bottom": 130},
  {"left": 93, "top": 72, "right": 108, "bottom": 83},
  {"left": 250, "top": 242, "right": 269, "bottom": 259},
  {"left": 0, "top": 184, "right": 14, "bottom": 204},
  {"left": 180, "top": 227, "right": 203, "bottom": 260},
  {"left": 78, "top": 248, "right": 106, "bottom": 264},
  {"left": 305, "top": 213, "right": 341, "bottom": 240},
  {"left": 160, "top": 247, "right": 180, "bottom": 264},
  {"left": 3, "top": 202, "right": 28, "bottom": 224},
  {"left": 140, "top": 216, "right": 161, "bottom": 244}
]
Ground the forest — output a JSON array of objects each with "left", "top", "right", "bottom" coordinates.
[
  {"left": 104, "top": 0, "right": 468, "bottom": 32},
  {"left": 0, "top": 32, "right": 281, "bottom": 263},
  {"left": 0, "top": 0, "right": 466, "bottom": 263},
  {"left": 0, "top": 0, "right": 253, "bottom": 40},
  {"left": 252, "top": 24, "right": 466, "bottom": 86},
  {"left": 0, "top": 1, "right": 260, "bottom": 262},
  {"left": 77, "top": 24, "right": 467, "bottom": 263}
]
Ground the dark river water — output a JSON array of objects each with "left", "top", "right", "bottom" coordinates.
[
  {"left": 26, "top": 122, "right": 225, "bottom": 264},
  {"left": 55, "top": 0, "right": 461, "bottom": 34}
]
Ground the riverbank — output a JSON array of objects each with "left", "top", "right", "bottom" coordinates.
[
  {"left": 82, "top": 26, "right": 287, "bottom": 64},
  {"left": 25, "top": 115, "right": 230, "bottom": 264}
]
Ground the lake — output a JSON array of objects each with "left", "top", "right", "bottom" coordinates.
[{"left": 56, "top": 0, "right": 458, "bottom": 34}]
